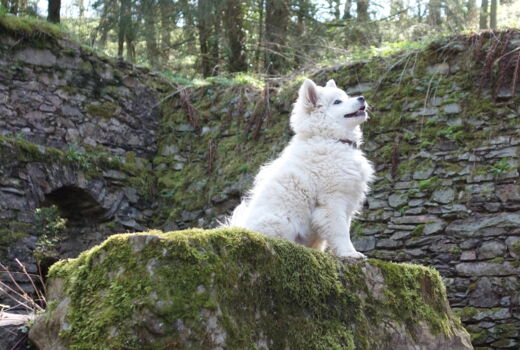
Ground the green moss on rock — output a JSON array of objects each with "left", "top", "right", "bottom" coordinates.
[
  {"left": 0, "top": 13, "right": 66, "bottom": 40},
  {"left": 85, "top": 102, "right": 119, "bottom": 119},
  {"left": 31, "top": 228, "right": 471, "bottom": 350}
]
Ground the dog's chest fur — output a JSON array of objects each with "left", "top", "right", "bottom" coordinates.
[{"left": 287, "top": 137, "right": 373, "bottom": 202}]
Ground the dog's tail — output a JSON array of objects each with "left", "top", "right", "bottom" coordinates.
[{"left": 222, "top": 201, "right": 249, "bottom": 227}]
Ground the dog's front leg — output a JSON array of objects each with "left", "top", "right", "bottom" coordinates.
[{"left": 312, "top": 205, "right": 366, "bottom": 259}]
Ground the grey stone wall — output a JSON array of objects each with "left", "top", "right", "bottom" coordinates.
[
  {"left": 0, "top": 31, "right": 165, "bottom": 310},
  {"left": 354, "top": 132, "right": 520, "bottom": 349},
  {"left": 0, "top": 34, "right": 162, "bottom": 158},
  {"left": 1, "top": 26, "right": 520, "bottom": 350},
  {"left": 0, "top": 141, "right": 155, "bottom": 305}
]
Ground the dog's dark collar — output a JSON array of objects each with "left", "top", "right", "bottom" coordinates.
[{"left": 338, "top": 139, "right": 357, "bottom": 148}]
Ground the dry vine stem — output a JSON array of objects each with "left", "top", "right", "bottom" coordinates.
[
  {"left": 179, "top": 89, "right": 201, "bottom": 134},
  {"left": 0, "top": 259, "right": 46, "bottom": 313},
  {"left": 207, "top": 139, "right": 217, "bottom": 174}
]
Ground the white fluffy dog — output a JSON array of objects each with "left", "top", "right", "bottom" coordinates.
[{"left": 228, "top": 78, "right": 374, "bottom": 258}]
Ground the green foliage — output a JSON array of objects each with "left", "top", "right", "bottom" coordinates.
[
  {"left": 34, "top": 205, "right": 67, "bottom": 262},
  {"left": 411, "top": 224, "right": 425, "bottom": 237},
  {"left": 490, "top": 158, "right": 517, "bottom": 176},
  {"left": 232, "top": 72, "right": 265, "bottom": 89},
  {"left": 418, "top": 177, "right": 439, "bottom": 191},
  {"left": 35, "top": 205, "right": 66, "bottom": 238},
  {"left": 350, "top": 221, "right": 364, "bottom": 238},
  {"left": 66, "top": 143, "right": 93, "bottom": 170},
  {"left": 456, "top": 306, "right": 478, "bottom": 321},
  {"left": 0, "top": 228, "right": 28, "bottom": 257},
  {"left": 438, "top": 125, "right": 465, "bottom": 141},
  {"left": 450, "top": 246, "right": 462, "bottom": 254}
]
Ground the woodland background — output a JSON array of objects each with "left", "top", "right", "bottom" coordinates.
[{"left": 1, "top": 0, "right": 519, "bottom": 78}]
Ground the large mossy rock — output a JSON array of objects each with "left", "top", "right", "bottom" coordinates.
[{"left": 29, "top": 228, "right": 472, "bottom": 350}]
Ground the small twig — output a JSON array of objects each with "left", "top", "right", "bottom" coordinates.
[
  {"left": 16, "top": 259, "right": 45, "bottom": 305},
  {"left": 511, "top": 52, "right": 520, "bottom": 97},
  {"left": 262, "top": 83, "right": 272, "bottom": 127},
  {"left": 207, "top": 139, "right": 217, "bottom": 175},
  {"left": 0, "top": 262, "right": 46, "bottom": 313},
  {"left": 179, "top": 89, "right": 201, "bottom": 134},
  {"left": 0, "top": 284, "right": 38, "bottom": 312},
  {"left": 375, "top": 52, "right": 414, "bottom": 92},
  {"left": 0, "top": 263, "right": 32, "bottom": 308},
  {"left": 152, "top": 87, "right": 185, "bottom": 109},
  {"left": 391, "top": 136, "right": 400, "bottom": 179}
]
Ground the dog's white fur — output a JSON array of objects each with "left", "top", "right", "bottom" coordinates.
[{"left": 228, "top": 78, "right": 374, "bottom": 258}]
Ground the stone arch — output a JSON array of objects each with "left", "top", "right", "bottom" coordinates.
[
  {"left": 42, "top": 185, "right": 107, "bottom": 225},
  {"left": 24, "top": 161, "right": 143, "bottom": 266},
  {"left": 26, "top": 162, "right": 124, "bottom": 223}
]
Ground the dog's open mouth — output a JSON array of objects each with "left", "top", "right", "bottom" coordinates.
[{"left": 344, "top": 105, "right": 366, "bottom": 118}]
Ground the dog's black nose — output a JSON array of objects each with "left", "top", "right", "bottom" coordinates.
[{"left": 357, "top": 96, "right": 365, "bottom": 103}]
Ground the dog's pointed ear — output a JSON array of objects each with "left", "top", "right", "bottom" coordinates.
[
  {"left": 299, "top": 79, "right": 318, "bottom": 108},
  {"left": 325, "top": 79, "right": 337, "bottom": 88}
]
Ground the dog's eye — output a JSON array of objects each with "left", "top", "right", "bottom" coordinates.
[{"left": 333, "top": 100, "right": 342, "bottom": 105}]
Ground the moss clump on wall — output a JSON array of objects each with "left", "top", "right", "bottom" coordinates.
[
  {"left": 0, "top": 135, "right": 155, "bottom": 200},
  {"left": 0, "top": 13, "right": 66, "bottom": 41},
  {"left": 38, "top": 228, "right": 468, "bottom": 350},
  {"left": 85, "top": 102, "right": 119, "bottom": 119},
  {"left": 0, "top": 228, "right": 28, "bottom": 257}
]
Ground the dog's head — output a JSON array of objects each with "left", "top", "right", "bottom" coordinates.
[{"left": 290, "top": 78, "right": 369, "bottom": 140}]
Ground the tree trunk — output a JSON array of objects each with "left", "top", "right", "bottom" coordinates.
[
  {"left": 197, "top": 0, "right": 220, "bottom": 77},
  {"left": 295, "top": 0, "right": 307, "bottom": 66},
  {"left": 197, "top": 0, "right": 211, "bottom": 77},
  {"left": 6, "top": 0, "right": 18, "bottom": 14},
  {"left": 97, "top": 19, "right": 110, "bottom": 49},
  {"left": 343, "top": 0, "right": 351, "bottom": 19},
  {"left": 489, "top": 0, "right": 497, "bottom": 29},
  {"left": 76, "top": 0, "right": 84, "bottom": 18},
  {"left": 391, "top": 0, "right": 404, "bottom": 18},
  {"left": 428, "top": 0, "right": 441, "bottom": 25},
  {"left": 142, "top": 0, "right": 159, "bottom": 68},
  {"left": 466, "top": 0, "right": 477, "bottom": 27},
  {"left": 118, "top": 0, "right": 135, "bottom": 62},
  {"left": 254, "top": 0, "right": 265, "bottom": 70},
  {"left": 479, "top": 0, "right": 488, "bottom": 29},
  {"left": 126, "top": 12, "right": 139, "bottom": 62},
  {"left": 47, "top": 0, "right": 61, "bottom": 23},
  {"left": 333, "top": 0, "right": 340, "bottom": 20},
  {"left": 94, "top": 2, "right": 111, "bottom": 49},
  {"left": 19, "top": 0, "right": 28, "bottom": 14},
  {"left": 118, "top": 0, "right": 130, "bottom": 58},
  {"left": 357, "top": 0, "right": 369, "bottom": 21},
  {"left": 223, "top": 0, "right": 247, "bottom": 72},
  {"left": 264, "top": 0, "right": 289, "bottom": 74},
  {"left": 159, "top": 0, "right": 173, "bottom": 67},
  {"left": 209, "top": 16, "right": 220, "bottom": 74},
  {"left": 126, "top": 36, "right": 136, "bottom": 62},
  {"left": 179, "top": 0, "right": 196, "bottom": 52}
]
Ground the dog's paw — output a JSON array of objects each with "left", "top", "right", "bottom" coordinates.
[{"left": 339, "top": 250, "right": 367, "bottom": 260}]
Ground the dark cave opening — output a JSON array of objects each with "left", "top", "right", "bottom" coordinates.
[
  {"left": 42, "top": 186, "right": 107, "bottom": 225},
  {"left": 37, "top": 186, "right": 109, "bottom": 276}
]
